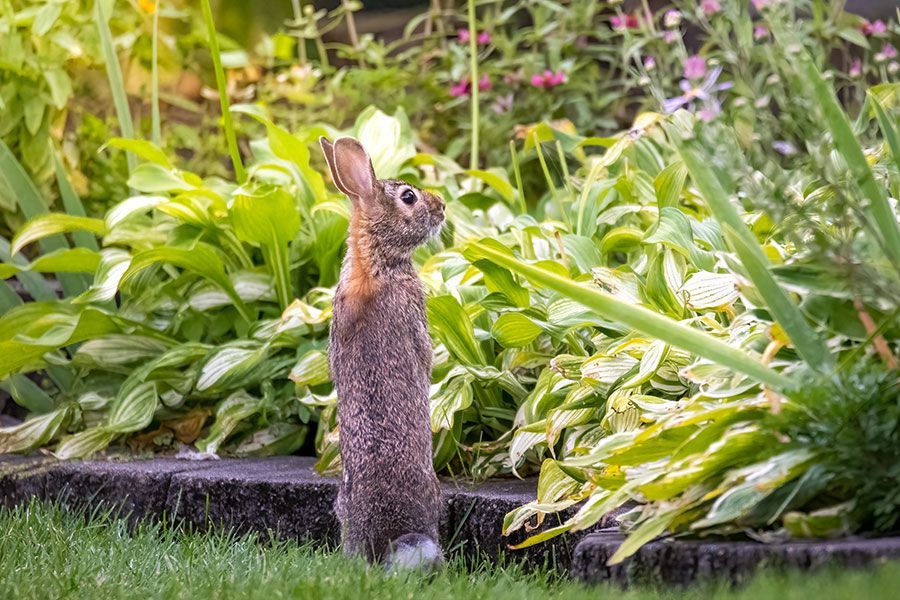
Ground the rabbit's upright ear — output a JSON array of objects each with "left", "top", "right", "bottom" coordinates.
[{"left": 326, "top": 137, "right": 376, "bottom": 202}]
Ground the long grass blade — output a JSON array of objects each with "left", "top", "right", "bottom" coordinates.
[
  {"left": 94, "top": 0, "right": 136, "bottom": 173},
  {"left": 466, "top": 240, "right": 792, "bottom": 390},
  {"left": 151, "top": 1, "right": 162, "bottom": 146},
  {"left": 200, "top": 0, "right": 246, "bottom": 183},
  {"left": 677, "top": 141, "right": 830, "bottom": 370}
]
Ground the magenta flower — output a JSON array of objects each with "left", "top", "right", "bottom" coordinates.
[
  {"left": 457, "top": 28, "right": 470, "bottom": 44},
  {"left": 477, "top": 73, "right": 491, "bottom": 91},
  {"left": 611, "top": 13, "right": 639, "bottom": 31},
  {"left": 530, "top": 70, "right": 567, "bottom": 89},
  {"left": 701, "top": 0, "right": 721, "bottom": 16},
  {"left": 753, "top": 25, "right": 768, "bottom": 40},
  {"left": 683, "top": 55, "right": 707, "bottom": 80},
  {"left": 860, "top": 19, "right": 887, "bottom": 36},
  {"left": 849, "top": 59, "right": 862, "bottom": 78},
  {"left": 449, "top": 79, "right": 470, "bottom": 98},
  {"left": 883, "top": 43, "right": 898, "bottom": 59},
  {"left": 477, "top": 31, "right": 491, "bottom": 45}
]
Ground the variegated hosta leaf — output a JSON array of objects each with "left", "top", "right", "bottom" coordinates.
[
  {"left": 73, "top": 335, "right": 169, "bottom": 369},
  {"left": 189, "top": 271, "right": 275, "bottom": 311},
  {"left": 231, "top": 423, "right": 307, "bottom": 457},
  {"left": 603, "top": 389, "right": 641, "bottom": 433},
  {"left": 0, "top": 406, "right": 72, "bottom": 454},
  {"left": 679, "top": 271, "right": 740, "bottom": 310},
  {"left": 107, "top": 381, "right": 158, "bottom": 432},
  {"left": 509, "top": 420, "right": 549, "bottom": 473},
  {"left": 72, "top": 248, "right": 132, "bottom": 304},
  {"left": 78, "top": 391, "right": 112, "bottom": 412},
  {"left": 491, "top": 312, "right": 542, "bottom": 347},
  {"left": 621, "top": 340, "right": 669, "bottom": 389},
  {"left": 429, "top": 372, "right": 474, "bottom": 431},
  {"left": 196, "top": 343, "right": 269, "bottom": 392},
  {"left": 55, "top": 427, "right": 119, "bottom": 460},
  {"left": 196, "top": 391, "right": 263, "bottom": 455},
  {"left": 581, "top": 353, "right": 638, "bottom": 384},
  {"left": 591, "top": 267, "right": 641, "bottom": 304},
  {"left": 105, "top": 195, "right": 167, "bottom": 229},
  {"left": 548, "top": 384, "right": 599, "bottom": 444},
  {"left": 289, "top": 349, "right": 330, "bottom": 386},
  {"left": 502, "top": 459, "right": 583, "bottom": 535},
  {"left": 549, "top": 354, "right": 584, "bottom": 380}
]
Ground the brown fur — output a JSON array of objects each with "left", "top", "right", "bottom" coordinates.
[{"left": 320, "top": 137, "right": 445, "bottom": 564}]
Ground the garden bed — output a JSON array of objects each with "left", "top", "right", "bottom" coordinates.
[{"left": 2, "top": 453, "right": 897, "bottom": 586}]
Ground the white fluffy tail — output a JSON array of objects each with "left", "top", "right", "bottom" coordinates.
[{"left": 384, "top": 533, "right": 444, "bottom": 572}]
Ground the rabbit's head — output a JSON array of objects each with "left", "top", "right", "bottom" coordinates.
[{"left": 320, "top": 137, "right": 445, "bottom": 263}]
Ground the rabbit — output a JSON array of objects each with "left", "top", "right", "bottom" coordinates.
[{"left": 319, "top": 136, "right": 446, "bottom": 570}]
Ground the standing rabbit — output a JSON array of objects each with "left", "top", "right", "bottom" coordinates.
[{"left": 319, "top": 136, "right": 445, "bottom": 570}]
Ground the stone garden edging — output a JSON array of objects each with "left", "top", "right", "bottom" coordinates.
[{"left": 1, "top": 454, "right": 898, "bottom": 585}]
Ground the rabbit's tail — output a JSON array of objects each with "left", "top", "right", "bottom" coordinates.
[{"left": 384, "top": 533, "right": 444, "bottom": 572}]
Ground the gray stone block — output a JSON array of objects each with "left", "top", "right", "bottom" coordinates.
[
  {"left": 165, "top": 456, "right": 342, "bottom": 546},
  {"left": 571, "top": 531, "right": 900, "bottom": 586},
  {"left": 0, "top": 454, "right": 57, "bottom": 507}
]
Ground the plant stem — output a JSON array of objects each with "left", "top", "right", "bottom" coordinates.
[
  {"left": 467, "top": 0, "right": 479, "bottom": 171},
  {"left": 200, "top": 0, "right": 246, "bottom": 184},
  {"left": 94, "top": 0, "right": 135, "bottom": 173},
  {"left": 341, "top": 0, "right": 362, "bottom": 66},
  {"left": 150, "top": 2, "right": 161, "bottom": 146},
  {"left": 291, "top": 0, "right": 307, "bottom": 64}
]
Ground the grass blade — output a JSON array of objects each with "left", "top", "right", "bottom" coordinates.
[
  {"left": 466, "top": 239, "right": 792, "bottom": 390},
  {"left": 200, "top": 0, "right": 246, "bottom": 183},
  {"left": 94, "top": 0, "right": 136, "bottom": 174},
  {"left": 677, "top": 140, "right": 830, "bottom": 370}
]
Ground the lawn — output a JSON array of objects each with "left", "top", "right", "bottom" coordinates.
[{"left": 1, "top": 502, "right": 897, "bottom": 600}]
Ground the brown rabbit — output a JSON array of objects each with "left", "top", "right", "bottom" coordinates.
[{"left": 319, "top": 136, "right": 445, "bottom": 570}]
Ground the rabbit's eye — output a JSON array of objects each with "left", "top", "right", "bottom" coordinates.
[{"left": 400, "top": 189, "right": 417, "bottom": 205}]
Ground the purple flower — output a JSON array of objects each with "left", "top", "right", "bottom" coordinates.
[
  {"left": 772, "top": 141, "right": 797, "bottom": 156},
  {"left": 683, "top": 55, "right": 707, "bottom": 80},
  {"left": 644, "top": 56, "right": 656, "bottom": 70},
  {"left": 457, "top": 28, "right": 470, "bottom": 44},
  {"left": 663, "top": 9, "right": 682, "bottom": 28},
  {"left": 491, "top": 93, "right": 514, "bottom": 114},
  {"left": 883, "top": 43, "right": 898, "bottom": 59},
  {"left": 849, "top": 58, "right": 862, "bottom": 77},
  {"left": 477, "top": 73, "right": 491, "bottom": 91},
  {"left": 701, "top": 0, "right": 721, "bottom": 16},
  {"left": 753, "top": 25, "right": 768, "bottom": 40},
  {"left": 662, "top": 66, "right": 733, "bottom": 120},
  {"left": 477, "top": 31, "right": 491, "bottom": 45},
  {"left": 663, "top": 30, "right": 679, "bottom": 44},
  {"left": 860, "top": 19, "right": 887, "bottom": 36}
]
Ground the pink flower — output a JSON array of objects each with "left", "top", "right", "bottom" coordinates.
[
  {"left": 457, "top": 28, "right": 470, "bottom": 43},
  {"left": 643, "top": 56, "right": 656, "bottom": 70},
  {"left": 663, "top": 30, "right": 679, "bottom": 44},
  {"left": 611, "top": 13, "right": 640, "bottom": 31},
  {"left": 477, "top": 31, "right": 491, "bottom": 45},
  {"left": 860, "top": 19, "right": 887, "bottom": 36},
  {"left": 753, "top": 25, "right": 768, "bottom": 40},
  {"left": 849, "top": 59, "right": 862, "bottom": 78},
  {"left": 751, "top": 0, "right": 771, "bottom": 10},
  {"left": 701, "top": 0, "right": 721, "bottom": 16},
  {"left": 449, "top": 79, "right": 470, "bottom": 97},
  {"left": 683, "top": 55, "right": 707, "bottom": 80},
  {"left": 664, "top": 9, "right": 682, "bottom": 28},
  {"left": 882, "top": 43, "right": 898, "bottom": 59},
  {"left": 477, "top": 73, "right": 491, "bottom": 91},
  {"left": 530, "top": 70, "right": 567, "bottom": 89},
  {"left": 491, "top": 93, "right": 513, "bottom": 114}
]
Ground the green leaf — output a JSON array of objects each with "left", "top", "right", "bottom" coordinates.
[
  {"left": 104, "top": 138, "right": 173, "bottom": 168},
  {"left": 127, "top": 163, "right": 195, "bottom": 193},
  {"left": 491, "top": 312, "right": 543, "bottom": 347},
  {"left": 11, "top": 214, "right": 106, "bottom": 257},
  {"left": 429, "top": 371, "right": 474, "bottom": 431},
  {"left": 94, "top": 0, "right": 135, "bottom": 173},
  {"left": 427, "top": 295, "right": 486, "bottom": 365},
  {"left": 654, "top": 161, "right": 687, "bottom": 208},
  {"left": 466, "top": 169, "right": 515, "bottom": 204},
  {"left": 108, "top": 381, "right": 158, "bottom": 432},
  {"left": 196, "top": 390, "right": 262, "bottom": 454},
  {"left": 0, "top": 406, "right": 71, "bottom": 454},
  {"left": 471, "top": 260, "right": 530, "bottom": 308},
  {"left": 28, "top": 248, "right": 101, "bottom": 274},
  {"left": 679, "top": 271, "right": 739, "bottom": 310},
  {"left": 55, "top": 427, "right": 118, "bottom": 460},
  {"left": 289, "top": 349, "right": 330, "bottom": 386},
  {"left": 196, "top": 343, "right": 268, "bottom": 391},
  {"left": 231, "top": 185, "right": 300, "bottom": 246},
  {"left": 466, "top": 239, "right": 791, "bottom": 390},
  {"left": 352, "top": 106, "right": 417, "bottom": 178}
]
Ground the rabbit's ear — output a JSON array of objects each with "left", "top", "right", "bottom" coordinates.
[
  {"left": 329, "top": 137, "right": 376, "bottom": 202},
  {"left": 319, "top": 137, "right": 349, "bottom": 197}
]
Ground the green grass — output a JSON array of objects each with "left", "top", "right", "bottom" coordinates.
[{"left": 1, "top": 502, "right": 897, "bottom": 600}]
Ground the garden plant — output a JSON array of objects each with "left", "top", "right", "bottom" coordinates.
[{"left": 0, "top": 0, "right": 898, "bottom": 572}]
